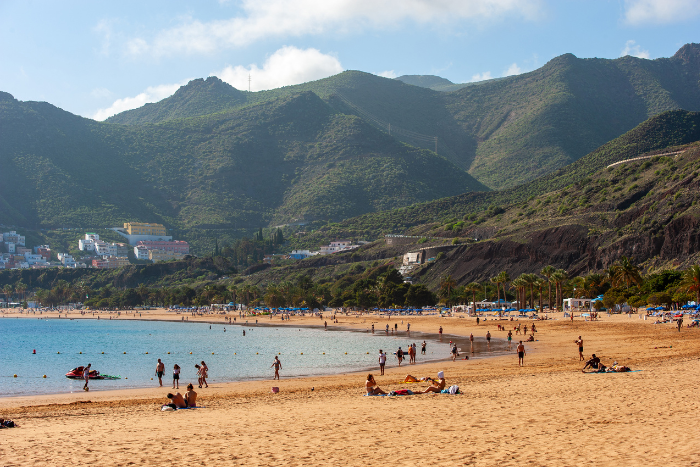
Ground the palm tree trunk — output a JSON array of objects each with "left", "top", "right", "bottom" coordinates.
[{"left": 548, "top": 283, "right": 552, "bottom": 310}]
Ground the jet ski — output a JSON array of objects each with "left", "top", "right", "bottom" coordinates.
[{"left": 65, "top": 366, "right": 120, "bottom": 380}]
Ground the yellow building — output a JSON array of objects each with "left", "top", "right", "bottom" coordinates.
[
  {"left": 148, "top": 249, "right": 185, "bottom": 263},
  {"left": 123, "top": 222, "right": 167, "bottom": 236}
]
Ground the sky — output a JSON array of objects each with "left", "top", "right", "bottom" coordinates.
[{"left": 1, "top": 0, "right": 699, "bottom": 121}]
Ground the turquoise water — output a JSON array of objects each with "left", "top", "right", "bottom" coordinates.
[{"left": 0, "top": 318, "right": 454, "bottom": 396}]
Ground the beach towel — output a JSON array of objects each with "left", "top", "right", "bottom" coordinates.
[{"left": 440, "top": 385, "right": 460, "bottom": 395}]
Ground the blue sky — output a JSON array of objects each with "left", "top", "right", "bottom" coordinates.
[{"left": 1, "top": 0, "right": 698, "bottom": 120}]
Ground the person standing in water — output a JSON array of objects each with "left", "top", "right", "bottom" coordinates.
[
  {"left": 378, "top": 350, "right": 386, "bottom": 375},
  {"left": 271, "top": 356, "right": 282, "bottom": 380},
  {"left": 156, "top": 359, "right": 165, "bottom": 387},
  {"left": 469, "top": 333, "right": 474, "bottom": 354},
  {"left": 421, "top": 341, "right": 426, "bottom": 355},
  {"left": 83, "top": 363, "right": 91, "bottom": 391}
]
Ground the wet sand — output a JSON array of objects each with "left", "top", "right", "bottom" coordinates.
[{"left": 1, "top": 309, "right": 699, "bottom": 466}]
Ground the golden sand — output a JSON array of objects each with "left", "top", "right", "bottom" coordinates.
[{"left": 1, "top": 309, "right": 699, "bottom": 466}]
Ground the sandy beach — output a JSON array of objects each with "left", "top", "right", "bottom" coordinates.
[{"left": 1, "top": 308, "right": 699, "bottom": 466}]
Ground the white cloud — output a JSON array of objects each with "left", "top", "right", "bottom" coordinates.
[
  {"left": 93, "top": 20, "right": 114, "bottom": 57},
  {"left": 91, "top": 80, "right": 190, "bottom": 121},
  {"left": 127, "top": 0, "right": 543, "bottom": 56},
  {"left": 470, "top": 71, "right": 493, "bottom": 82},
  {"left": 620, "top": 40, "right": 650, "bottom": 59},
  {"left": 376, "top": 70, "right": 397, "bottom": 78},
  {"left": 624, "top": 0, "right": 700, "bottom": 25},
  {"left": 214, "top": 46, "right": 343, "bottom": 92},
  {"left": 503, "top": 63, "right": 521, "bottom": 76}
]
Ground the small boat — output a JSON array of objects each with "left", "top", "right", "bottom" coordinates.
[{"left": 65, "top": 366, "right": 121, "bottom": 380}]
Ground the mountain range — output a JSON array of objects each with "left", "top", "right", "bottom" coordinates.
[{"left": 1, "top": 44, "right": 700, "bottom": 255}]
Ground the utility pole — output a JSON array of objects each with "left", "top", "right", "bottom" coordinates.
[
  {"left": 388, "top": 123, "right": 391, "bottom": 136},
  {"left": 248, "top": 74, "right": 251, "bottom": 93}
]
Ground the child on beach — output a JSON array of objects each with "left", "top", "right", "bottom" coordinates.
[
  {"left": 173, "top": 364, "right": 180, "bottom": 389},
  {"left": 200, "top": 361, "right": 208, "bottom": 388}
]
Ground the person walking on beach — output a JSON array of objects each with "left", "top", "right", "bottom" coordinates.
[
  {"left": 517, "top": 341, "right": 525, "bottom": 366},
  {"left": 371, "top": 324, "right": 374, "bottom": 333},
  {"left": 156, "top": 359, "right": 165, "bottom": 387},
  {"left": 385, "top": 324, "right": 389, "bottom": 334},
  {"left": 172, "top": 364, "right": 180, "bottom": 389},
  {"left": 421, "top": 341, "right": 426, "bottom": 355},
  {"left": 83, "top": 363, "right": 91, "bottom": 391},
  {"left": 470, "top": 333, "right": 474, "bottom": 353},
  {"left": 271, "top": 356, "right": 282, "bottom": 380},
  {"left": 379, "top": 350, "right": 386, "bottom": 375},
  {"left": 200, "top": 361, "right": 209, "bottom": 388},
  {"left": 507, "top": 330, "right": 513, "bottom": 350},
  {"left": 396, "top": 347, "right": 404, "bottom": 366},
  {"left": 439, "top": 326, "right": 443, "bottom": 337},
  {"left": 575, "top": 336, "right": 584, "bottom": 361},
  {"left": 677, "top": 317, "right": 683, "bottom": 332},
  {"left": 451, "top": 343, "right": 458, "bottom": 361},
  {"left": 486, "top": 331, "right": 491, "bottom": 349}
]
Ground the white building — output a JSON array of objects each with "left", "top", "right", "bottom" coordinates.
[
  {"left": 318, "top": 240, "right": 359, "bottom": 255},
  {"left": 23, "top": 253, "right": 47, "bottom": 266},
  {"left": 134, "top": 246, "right": 150, "bottom": 260},
  {"left": 79, "top": 233, "right": 100, "bottom": 251},
  {"left": 6, "top": 242, "right": 15, "bottom": 253},
  {"left": 2, "top": 231, "right": 25, "bottom": 246}
]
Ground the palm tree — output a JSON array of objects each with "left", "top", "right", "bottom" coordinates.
[
  {"left": 522, "top": 273, "right": 538, "bottom": 309},
  {"left": 681, "top": 265, "right": 700, "bottom": 304},
  {"left": 464, "top": 282, "right": 482, "bottom": 314},
  {"left": 540, "top": 265, "right": 555, "bottom": 310},
  {"left": 3, "top": 284, "right": 12, "bottom": 304},
  {"left": 613, "top": 256, "right": 642, "bottom": 290},
  {"left": 15, "top": 282, "right": 27, "bottom": 303},
  {"left": 498, "top": 271, "right": 511, "bottom": 307},
  {"left": 511, "top": 276, "right": 525, "bottom": 310},
  {"left": 551, "top": 270, "right": 569, "bottom": 310},
  {"left": 439, "top": 275, "right": 457, "bottom": 305},
  {"left": 535, "top": 278, "right": 545, "bottom": 312}
]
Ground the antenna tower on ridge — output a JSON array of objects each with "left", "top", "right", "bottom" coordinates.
[{"left": 248, "top": 74, "right": 251, "bottom": 93}]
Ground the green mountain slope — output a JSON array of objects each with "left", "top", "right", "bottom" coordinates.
[
  {"left": 107, "top": 77, "right": 247, "bottom": 125},
  {"left": 296, "top": 109, "right": 700, "bottom": 245},
  {"left": 0, "top": 90, "right": 486, "bottom": 252},
  {"left": 395, "top": 75, "right": 473, "bottom": 92},
  {"left": 105, "top": 44, "right": 700, "bottom": 190}
]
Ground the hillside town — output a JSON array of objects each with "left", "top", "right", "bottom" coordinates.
[{"left": 0, "top": 223, "right": 190, "bottom": 270}]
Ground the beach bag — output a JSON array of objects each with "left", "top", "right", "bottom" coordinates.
[{"left": 448, "top": 385, "right": 459, "bottom": 395}]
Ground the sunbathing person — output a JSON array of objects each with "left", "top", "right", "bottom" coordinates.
[
  {"left": 366, "top": 374, "right": 387, "bottom": 395},
  {"left": 184, "top": 383, "right": 198, "bottom": 407},
  {"left": 582, "top": 354, "right": 601, "bottom": 371},
  {"left": 403, "top": 375, "right": 432, "bottom": 383},
  {"left": 421, "top": 371, "right": 446, "bottom": 393},
  {"left": 164, "top": 392, "right": 187, "bottom": 409}
]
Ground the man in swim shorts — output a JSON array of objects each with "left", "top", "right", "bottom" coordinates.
[
  {"left": 575, "top": 336, "right": 584, "bottom": 361},
  {"left": 156, "top": 359, "right": 165, "bottom": 387},
  {"left": 396, "top": 347, "right": 404, "bottom": 366},
  {"left": 421, "top": 341, "right": 426, "bottom": 355},
  {"left": 517, "top": 341, "right": 525, "bottom": 366}
]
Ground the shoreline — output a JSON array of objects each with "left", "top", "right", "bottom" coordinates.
[{"left": 2, "top": 309, "right": 700, "bottom": 466}]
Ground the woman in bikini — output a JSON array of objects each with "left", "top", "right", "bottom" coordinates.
[{"left": 366, "top": 374, "right": 386, "bottom": 395}]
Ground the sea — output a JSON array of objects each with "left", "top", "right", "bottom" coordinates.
[{"left": 0, "top": 317, "right": 505, "bottom": 397}]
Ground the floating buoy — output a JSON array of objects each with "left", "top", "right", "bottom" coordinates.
[
  {"left": 101, "top": 352, "right": 104, "bottom": 354},
  {"left": 256, "top": 352, "right": 259, "bottom": 355},
  {"left": 212, "top": 352, "right": 214, "bottom": 355},
  {"left": 123, "top": 352, "right": 127, "bottom": 354},
  {"left": 43, "top": 375, "right": 46, "bottom": 378},
  {"left": 301, "top": 352, "right": 303, "bottom": 355},
  {"left": 167, "top": 352, "right": 170, "bottom": 354},
  {"left": 79, "top": 351, "right": 82, "bottom": 354},
  {"left": 13, "top": 374, "right": 18, "bottom": 378},
  {"left": 150, "top": 378, "right": 153, "bottom": 380},
  {"left": 57, "top": 351, "right": 60, "bottom": 354},
  {"left": 366, "top": 352, "right": 369, "bottom": 354},
  {"left": 145, "top": 352, "right": 148, "bottom": 354},
  {"left": 234, "top": 352, "right": 236, "bottom": 355},
  {"left": 190, "top": 352, "right": 192, "bottom": 354},
  {"left": 125, "top": 377, "right": 128, "bottom": 379},
  {"left": 345, "top": 352, "right": 347, "bottom": 355},
  {"left": 323, "top": 352, "right": 325, "bottom": 355}
]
